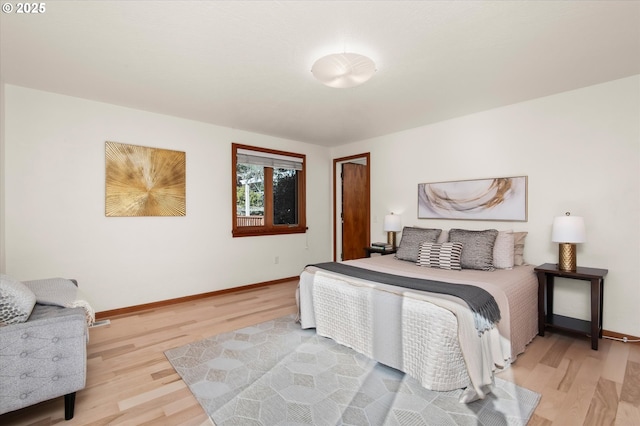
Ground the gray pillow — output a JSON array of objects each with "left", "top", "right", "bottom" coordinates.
[
  {"left": 395, "top": 227, "right": 442, "bottom": 262},
  {"left": 448, "top": 229, "right": 499, "bottom": 271},
  {"left": 0, "top": 274, "right": 37, "bottom": 325}
]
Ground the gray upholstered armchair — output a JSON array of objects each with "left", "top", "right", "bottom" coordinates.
[{"left": 0, "top": 277, "right": 88, "bottom": 420}]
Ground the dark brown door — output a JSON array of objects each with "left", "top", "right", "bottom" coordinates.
[{"left": 342, "top": 163, "right": 369, "bottom": 260}]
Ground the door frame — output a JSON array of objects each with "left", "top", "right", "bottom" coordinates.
[{"left": 333, "top": 153, "right": 370, "bottom": 261}]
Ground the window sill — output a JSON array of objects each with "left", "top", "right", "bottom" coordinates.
[{"left": 232, "top": 226, "right": 307, "bottom": 238}]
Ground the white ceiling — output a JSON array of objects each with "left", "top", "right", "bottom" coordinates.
[{"left": 1, "top": 1, "right": 639, "bottom": 147}]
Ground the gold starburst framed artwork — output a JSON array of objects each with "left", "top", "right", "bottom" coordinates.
[{"left": 105, "top": 142, "right": 186, "bottom": 217}]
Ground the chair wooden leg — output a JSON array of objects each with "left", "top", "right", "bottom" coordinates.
[{"left": 64, "top": 392, "right": 76, "bottom": 420}]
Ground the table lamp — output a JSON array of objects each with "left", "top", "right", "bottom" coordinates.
[
  {"left": 383, "top": 213, "right": 402, "bottom": 249},
  {"left": 551, "top": 212, "right": 586, "bottom": 271}
]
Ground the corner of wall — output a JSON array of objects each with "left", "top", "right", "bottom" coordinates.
[{"left": 0, "top": 82, "right": 5, "bottom": 272}]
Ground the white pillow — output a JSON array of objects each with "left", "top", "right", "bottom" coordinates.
[
  {"left": 493, "top": 231, "right": 515, "bottom": 269},
  {"left": 513, "top": 231, "right": 528, "bottom": 266},
  {"left": 0, "top": 274, "right": 37, "bottom": 325}
]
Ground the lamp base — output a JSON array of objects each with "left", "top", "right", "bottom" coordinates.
[
  {"left": 387, "top": 231, "right": 397, "bottom": 250},
  {"left": 558, "top": 243, "right": 577, "bottom": 271}
]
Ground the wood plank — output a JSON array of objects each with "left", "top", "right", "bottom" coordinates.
[
  {"left": 584, "top": 378, "right": 619, "bottom": 426},
  {"left": 628, "top": 343, "right": 640, "bottom": 363},
  {"left": 551, "top": 357, "right": 603, "bottom": 425},
  {"left": 601, "top": 339, "right": 630, "bottom": 384},
  {"left": 523, "top": 363, "right": 557, "bottom": 393},
  {"left": 540, "top": 334, "right": 574, "bottom": 368},
  {"left": 620, "top": 360, "right": 640, "bottom": 406},
  {"left": 615, "top": 400, "right": 640, "bottom": 426},
  {"left": 533, "top": 387, "right": 567, "bottom": 423}
]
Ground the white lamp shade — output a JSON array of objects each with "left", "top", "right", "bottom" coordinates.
[
  {"left": 552, "top": 215, "right": 586, "bottom": 243},
  {"left": 311, "top": 53, "right": 376, "bottom": 89},
  {"left": 383, "top": 214, "right": 402, "bottom": 232}
]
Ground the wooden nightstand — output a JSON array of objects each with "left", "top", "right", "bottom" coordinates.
[
  {"left": 534, "top": 262, "right": 608, "bottom": 350},
  {"left": 364, "top": 247, "right": 397, "bottom": 257}
]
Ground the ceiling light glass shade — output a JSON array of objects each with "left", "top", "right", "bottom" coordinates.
[{"left": 311, "top": 53, "right": 376, "bottom": 88}]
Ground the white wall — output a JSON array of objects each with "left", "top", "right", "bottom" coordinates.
[
  {"left": 0, "top": 81, "right": 5, "bottom": 272},
  {"left": 4, "top": 76, "right": 639, "bottom": 337},
  {"left": 3, "top": 85, "right": 333, "bottom": 312},
  {"left": 331, "top": 75, "right": 640, "bottom": 337}
]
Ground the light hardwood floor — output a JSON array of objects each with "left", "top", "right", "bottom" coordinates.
[{"left": 1, "top": 280, "right": 639, "bottom": 425}]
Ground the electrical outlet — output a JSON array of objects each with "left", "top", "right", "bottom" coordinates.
[{"left": 90, "top": 319, "right": 111, "bottom": 328}]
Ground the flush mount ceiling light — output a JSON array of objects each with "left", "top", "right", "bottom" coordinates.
[{"left": 311, "top": 52, "right": 376, "bottom": 88}]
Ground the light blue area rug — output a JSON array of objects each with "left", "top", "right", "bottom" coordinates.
[{"left": 165, "top": 315, "right": 540, "bottom": 425}]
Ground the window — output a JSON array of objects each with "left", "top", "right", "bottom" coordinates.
[{"left": 232, "top": 143, "right": 306, "bottom": 237}]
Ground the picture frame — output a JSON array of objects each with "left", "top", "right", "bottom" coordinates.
[
  {"left": 418, "top": 176, "right": 527, "bottom": 221},
  {"left": 105, "top": 141, "right": 186, "bottom": 217}
]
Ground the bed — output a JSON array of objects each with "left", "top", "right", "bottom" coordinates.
[{"left": 297, "top": 228, "right": 538, "bottom": 403}]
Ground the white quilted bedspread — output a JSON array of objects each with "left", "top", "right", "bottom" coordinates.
[
  {"left": 299, "top": 257, "right": 539, "bottom": 402},
  {"left": 308, "top": 270, "right": 500, "bottom": 402},
  {"left": 401, "top": 295, "right": 469, "bottom": 391},
  {"left": 313, "top": 271, "right": 374, "bottom": 358}
]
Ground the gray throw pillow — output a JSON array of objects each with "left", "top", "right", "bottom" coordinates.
[
  {"left": 0, "top": 274, "right": 37, "bottom": 325},
  {"left": 448, "top": 229, "right": 499, "bottom": 271},
  {"left": 395, "top": 227, "right": 442, "bottom": 263}
]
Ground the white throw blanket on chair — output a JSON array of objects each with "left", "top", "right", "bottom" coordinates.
[{"left": 24, "top": 277, "right": 95, "bottom": 327}]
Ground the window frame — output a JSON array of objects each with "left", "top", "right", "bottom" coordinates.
[{"left": 232, "top": 143, "right": 307, "bottom": 237}]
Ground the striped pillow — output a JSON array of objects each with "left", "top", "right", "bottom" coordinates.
[{"left": 417, "top": 242, "right": 463, "bottom": 271}]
